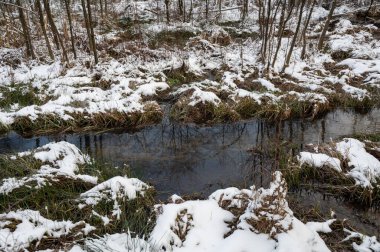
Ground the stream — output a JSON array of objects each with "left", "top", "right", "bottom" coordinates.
[{"left": 0, "top": 108, "right": 380, "bottom": 236}]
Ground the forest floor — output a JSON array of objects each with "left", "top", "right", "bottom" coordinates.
[{"left": 0, "top": 2, "right": 379, "bottom": 136}]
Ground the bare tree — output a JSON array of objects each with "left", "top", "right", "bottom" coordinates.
[
  {"left": 165, "top": 0, "right": 170, "bottom": 24},
  {"left": 16, "top": 0, "right": 35, "bottom": 59},
  {"left": 301, "top": 0, "right": 316, "bottom": 59},
  {"left": 35, "top": 0, "right": 54, "bottom": 60},
  {"left": 43, "top": 0, "right": 69, "bottom": 62},
  {"left": 282, "top": 0, "right": 306, "bottom": 72},
  {"left": 86, "top": 0, "right": 98, "bottom": 64},
  {"left": 64, "top": 0, "right": 77, "bottom": 59},
  {"left": 317, "top": 0, "right": 336, "bottom": 51}
]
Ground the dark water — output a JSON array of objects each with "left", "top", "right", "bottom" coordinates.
[{"left": 0, "top": 108, "right": 379, "bottom": 235}]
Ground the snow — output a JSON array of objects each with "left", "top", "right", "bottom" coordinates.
[
  {"left": 150, "top": 172, "right": 330, "bottom": 252},
  {"left": 298, "top": 138, "right": 380, "bottom": 188},
  {"left": 306, "top": 219, "right": 335, "bottom": 233},
  {"left": 0, "top": 210, "right": 95, "bottom": 252},
  {"left": 188, "top": 87, "right": 221, "bottom": 106},
  {"left": 79, "top": 176, "right": 151, "bottom": 219},
  {"left": 0, "top": 141, "right": 97, "bottom": 194},
  {"left": 258, "top": 78, "right": 280, "bottom": 92},
  {"left": 85, "top": 232, "right": 152, "bottom": 252},
  {"left": 336, "top": 138, "right": 380, "bottom": 187},
  {"left": 343, "top": 229, "right": 380, "bottom": 252},
  {"left": 298, "top": 152, "right": 342, "bottom": 172}
]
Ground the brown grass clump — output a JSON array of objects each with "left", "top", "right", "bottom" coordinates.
[
  {"left": 201, "top": 28, "right": 232, "bottom": 46},
  {"left": 10, "top": 103, "right": 163, "bottom": 136},
  {"left": 245, "top": 173, "right": 293, "bottom": 238},
  {"left": 0, "top": 122, "right": 9, "bottom": 135},
  {"left": 215, "top": 172, "right": 294, "bottom": 239},
  {"left": 171, "top": 99, "right": 239, "bottom": 124},
  {"left": 285, "top": 139, "right": 380, "bottom": 207},
  {"left": 234, "top": 97, "right": 260, "bottom": 119},
  {"left": 172, "top": 209, "right": 194, "bottom": 242}
]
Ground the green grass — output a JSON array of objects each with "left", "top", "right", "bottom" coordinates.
[
  {"left": 0, "top": 154, "right": 42, "bottom": 180},
  {"left": 0, "top": 84, "right": 45, "bottom": 110}
]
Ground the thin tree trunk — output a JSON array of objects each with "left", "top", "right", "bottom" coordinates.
[
  {"left": 205, "top": 0, "right": 209, "bottom": 21},
  {"left": 301, "top": 0, "right": 316, "bottom": 59},
  {"left": 165, "top": 0, "right": 170, "bottom": 24},
  {"left": 43, "top": 0, "right": 59, "bottom": 49},
  {"left": 36, "top": 0, "right": 54, "bottom": 60},
  {"left": 271, "top": 0, "right": 294, "bottom": 68},
  {"left": 266, "top": 0, "right": 281, "bottom": 72},
  {"left": 178, "top": 0, "right": 183, "bottom": 16},
  {"left": 86, "top": 0, "right": 98, "bottom": 64},
  {"left": 189, "top": 0, "right": 193, "bottom": 22},
  {"left": 43, "top": 0, "right": 69, "bottom": 62},
  {"left": 282, "top": 0, "right": 305, "bottom": 72},
  {"left": 81, "top": 0, "right": 93, "bottom": 51},
  {"left": 16, "top": 0, "right": 35, "bottom": 59},
  {"left": 262, "top": 0, "right": 272, "bottom": 63},
  {"left": 99, "top": 0, "right": 103, "bottom": 20},
  {"left": 317, "top": 0, "right": 336, "bottom": 51},
  {"left": 64, "top": 0, "right": 76, "bottom": 59}
]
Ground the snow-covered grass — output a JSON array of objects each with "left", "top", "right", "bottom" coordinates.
[
  {"left": 1, "top": 139, "right": 379, "bottom": 251},
  {"left": 0, "top": 3, "right": 379, "bottom": 135},
  {"left": 0, "top": 142, "right": 157, "bottom": 251},
  {"left": 287, "top": 136, "right": 380, "bottom": 206},
  {"left": 149, "top": 172, "right": 331, "bottom": 252},
  {"left": 343, "top": 229, "right": 380, "bottom": 252}
]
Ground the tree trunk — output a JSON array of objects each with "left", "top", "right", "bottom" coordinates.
[
  {"left": 165, "top": 0, "right": 170, "bottom": 24},
  {"left": 43, "top": 0, "right": 59, "bottom": 49},
  {"left": 43, "top": 0, "right": 69, "bottom": 62},
  {"left": 301, "top": 0, "right": 316, "bottom": 59},
  {"left": 178, "top": 0, "right": 183, "bottom": 16},
  {"left": 64, "top": 0, "right": 77, "bottom": 59},
  {"left": 282, "top": 0, "right": 305, "bottom": 72},
  {"left": 205, "top": 0, "right": 209, "bottom": 21},
  {"left": 86, "top": 0, "right": 98, "bottom": 64},
  {"left": 317, "top": 0, "right": 336, "bottom": 51},
  {"left": 16, "top": 0, "right": 35, "bottom": 59},
  {"left": 36, "top": 0, "right": 54, "bottom": 60},
  {"left": 81, "top": 0, "right": 93, "bottom": 51}
]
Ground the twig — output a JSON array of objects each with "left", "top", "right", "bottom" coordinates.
[{"left": 0, "top": 1, "right": 37, "bottom": 15}]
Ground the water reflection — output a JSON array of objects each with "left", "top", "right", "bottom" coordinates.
[{"left": 1, "top": 109, "right": 379, "bottom": 198}]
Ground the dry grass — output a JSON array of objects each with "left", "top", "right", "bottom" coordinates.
[
  {"left": 284, "top": 139, "right": 380, "bottom": 208},
  {"left": 10, "top": 103, "right": 163, "bottom": 136},
  {"left": 0, "top": 157, "right": 157, "bottom": 251}
]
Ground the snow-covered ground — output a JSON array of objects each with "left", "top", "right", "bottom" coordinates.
[
  {"left": 0, "top": 1, "right": 379, "bottom": 133},
  {"left": 298, "top": 138, "right": 380, "bottom": 188},
  {"left": 0, "top": 141, "right": 379, "bottom": 251},
  {"left": 1, "top": 0, "right": 380, "bottom": 251}
]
